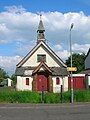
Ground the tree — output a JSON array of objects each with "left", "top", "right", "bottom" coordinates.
[
  {"left": 65, "top": 53, "right": 86, "bottom": 73},
  {"left": 0, "top": 68, "right": 9, "bottom": 83},
  {"left": 11, "top": 74, "right": 17, "bottom": 85}
]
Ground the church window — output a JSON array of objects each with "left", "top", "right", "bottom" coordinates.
[
  {"left": 56, "top": 77, "right": 60, "bottom": 85},
  {"left": 37, "top": 54, "right": 46, "bottom": 62},
  {"left": 26, "top": 78, "right": 29, "bottom": 85}
]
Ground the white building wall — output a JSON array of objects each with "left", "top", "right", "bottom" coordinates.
[
  {"left": 52, "top": 77, "right": 62, "bottom": 93},
  {"left": 7, "top": 78, "right": 12, "bottom": 86},
  {"left": 22, "top": 46, "right": 60, "bottom": 67},
  {"left": 52, "top": 76, "right": 68, "bottom": 93},
  {"left": 16, "top": 76, "right": 33, "bottom": 91},
  {"left": 63, "top": 77, "right": 68, "bottom": 92},
  {"left": 88, "top": 76, "right": 90, "bottom": 85},
  {"left": 16, "top": 76, "right": 23, "bottom": 90}
]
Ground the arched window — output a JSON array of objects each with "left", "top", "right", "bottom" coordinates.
[{"left": 56, "top": 77, "right": 60, "bottom": 85}]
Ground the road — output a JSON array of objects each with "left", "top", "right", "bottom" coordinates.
[{"left": 0, "top": 103, "right": 90, "bottom": 120}]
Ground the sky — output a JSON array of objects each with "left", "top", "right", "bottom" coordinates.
[{"left": 0, "top": 0, "right": 90, "bottom": 75}]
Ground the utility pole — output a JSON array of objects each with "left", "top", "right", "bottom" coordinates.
[{"left": 70, "top": 23, "right": 74, "bottom": 103}]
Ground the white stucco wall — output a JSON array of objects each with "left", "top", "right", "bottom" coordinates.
[
  {"left": 16, "top": 76, "right": 33, "bottom": 91},
  {"left": 7, "top": 78, "right": 12, "bottom": 86},
  {"left": 22, "top": 45, "right": 60, "bottom": 67},
  {"left": 52, "top": 77, "right": 62, "bottom": 93},
  {"left": 16, "top": 75, "right": 68, "bottom": 92},
  {"left": 63, "top": 77, "right": 68, "bottom": 92},
  {"left": 88, "top": 76, "right": 90, "bottom": 85},
  {"left": 52, "top": 76, "right": 68, "bottom": 93}
]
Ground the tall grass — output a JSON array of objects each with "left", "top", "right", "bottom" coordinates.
[
  {"left": 74, "top": 90, "right": 90, "bottom": 102},
  {"left": 44, "top": 93, "right": 60, "bottom": 103},
  {"left": 0, "top": 88, "right": 40, "bottom": 103},
  {"left": 0, "top": 87, "right": 90, "bottom": 103}
]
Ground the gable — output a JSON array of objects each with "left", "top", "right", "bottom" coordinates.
[
  {"left": 85, "top": 48, "right": 90, "bottom": 69},
  {"left": 17, "top": 41, "right": 66, "bottom": 68},
  {"left": 22, "top": 45, "right": 60, "bottom": 67},
  {"left": 32, "top": 61, "right": 52, "bottom": 74},
  {"left": 86, "top": 48, "right": 90, "bottom": 58}
]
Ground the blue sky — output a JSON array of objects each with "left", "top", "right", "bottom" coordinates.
[
  {"left": 0, "top": 0, "right": 90, "bottom": 75},
  {"left": 0, "top": 0, "right": 90, "bottom": 14}
]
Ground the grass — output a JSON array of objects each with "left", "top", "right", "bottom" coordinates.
[
  {"left": 0, "top": 87, "right": 40, "bottom": 103},
  {"left": 0, "top": 87, "right": 90, "bottom": 103},
  {"left": 74, "top": 90, "right": 90, "bottom": 102}
]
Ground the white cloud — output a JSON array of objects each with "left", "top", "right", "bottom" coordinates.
[
  {"left": 0, "top": 6, "right": 90, "bottom": 74},
  {"left": 0, "top": 56, "right": 22, "bottom": 75},
  {"left": 0, "top": 39, "right": 8, "bottom": 44},
  {"left": 56, "top": 50, "right": 70, "bottom": 61},
  {"left": 54, "top": 44, "right": 63, "bottom": 50},
  {"left": 0, "top": 6, "right": 38, "bottom": 44},
  {"left": 15, "top": 40, "right": 35, "bottom": 56},
  {"left": 5, "top": 5, "right": 26, "bottom": 14},
  {"left": 0, "top": 6, "right": 90, "bottom": 45},
  {"left": 72, "top": 43, "right": 90, "bottom": 53}
]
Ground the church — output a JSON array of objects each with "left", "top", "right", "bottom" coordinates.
[{"left": 15, "top": 16, "right": 68, "bottom": 93}]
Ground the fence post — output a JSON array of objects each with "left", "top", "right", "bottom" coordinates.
[
  {"left": 61, "top": 85, "right": 63, "bottom": 103},
  {"left": 41, "top": 86, "right": 44, "bottom": 103}
]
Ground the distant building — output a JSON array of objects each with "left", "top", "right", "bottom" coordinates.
[
  {"left": 85, "top": 48, "right": 90, "bottom": 88},
  {"left": 0, "top": 78, "right": 12, "bottom": 87},
  {"left": 15, "top": 17, "right": 68, "bottom": 93},
  {"left": 81, "top": 48, "right": 90, "bottom": 89},
  {"left": 85, "top": 48, "right": 90, "bottom": 70}
]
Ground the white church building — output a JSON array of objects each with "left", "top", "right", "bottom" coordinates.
[{"left": 15, "top": 17, "right": 68, "bottom": 93}]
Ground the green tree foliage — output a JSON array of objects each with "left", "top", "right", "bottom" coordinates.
[
  {"left": 11, "top": 74, "right": 17, "bottom": 85},
  {"left": 0, "top": 68, "right": 9, "bottom": 83},
  {"left": 65, "top": 53, "right": 86, "bottom": 73}
]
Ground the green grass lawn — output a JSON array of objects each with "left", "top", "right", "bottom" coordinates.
[{"left": 0, "top": 87, "right": 90, "bottom": 103}]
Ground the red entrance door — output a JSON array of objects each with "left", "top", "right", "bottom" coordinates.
[{"left": 37, "top": 74, "right": 48, "bottom": 91}]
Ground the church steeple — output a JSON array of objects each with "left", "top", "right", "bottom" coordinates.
[{"left": 37, "top": 14, "right": 45, "bottom": 44}]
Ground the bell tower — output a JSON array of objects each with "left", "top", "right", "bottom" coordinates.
[{"left": 37, "top": 15, "right": 45, "bottom": 44}]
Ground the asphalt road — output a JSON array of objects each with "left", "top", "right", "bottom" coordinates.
[{"left": 0, "top": 103, "right": 90, "bottom": 120}]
